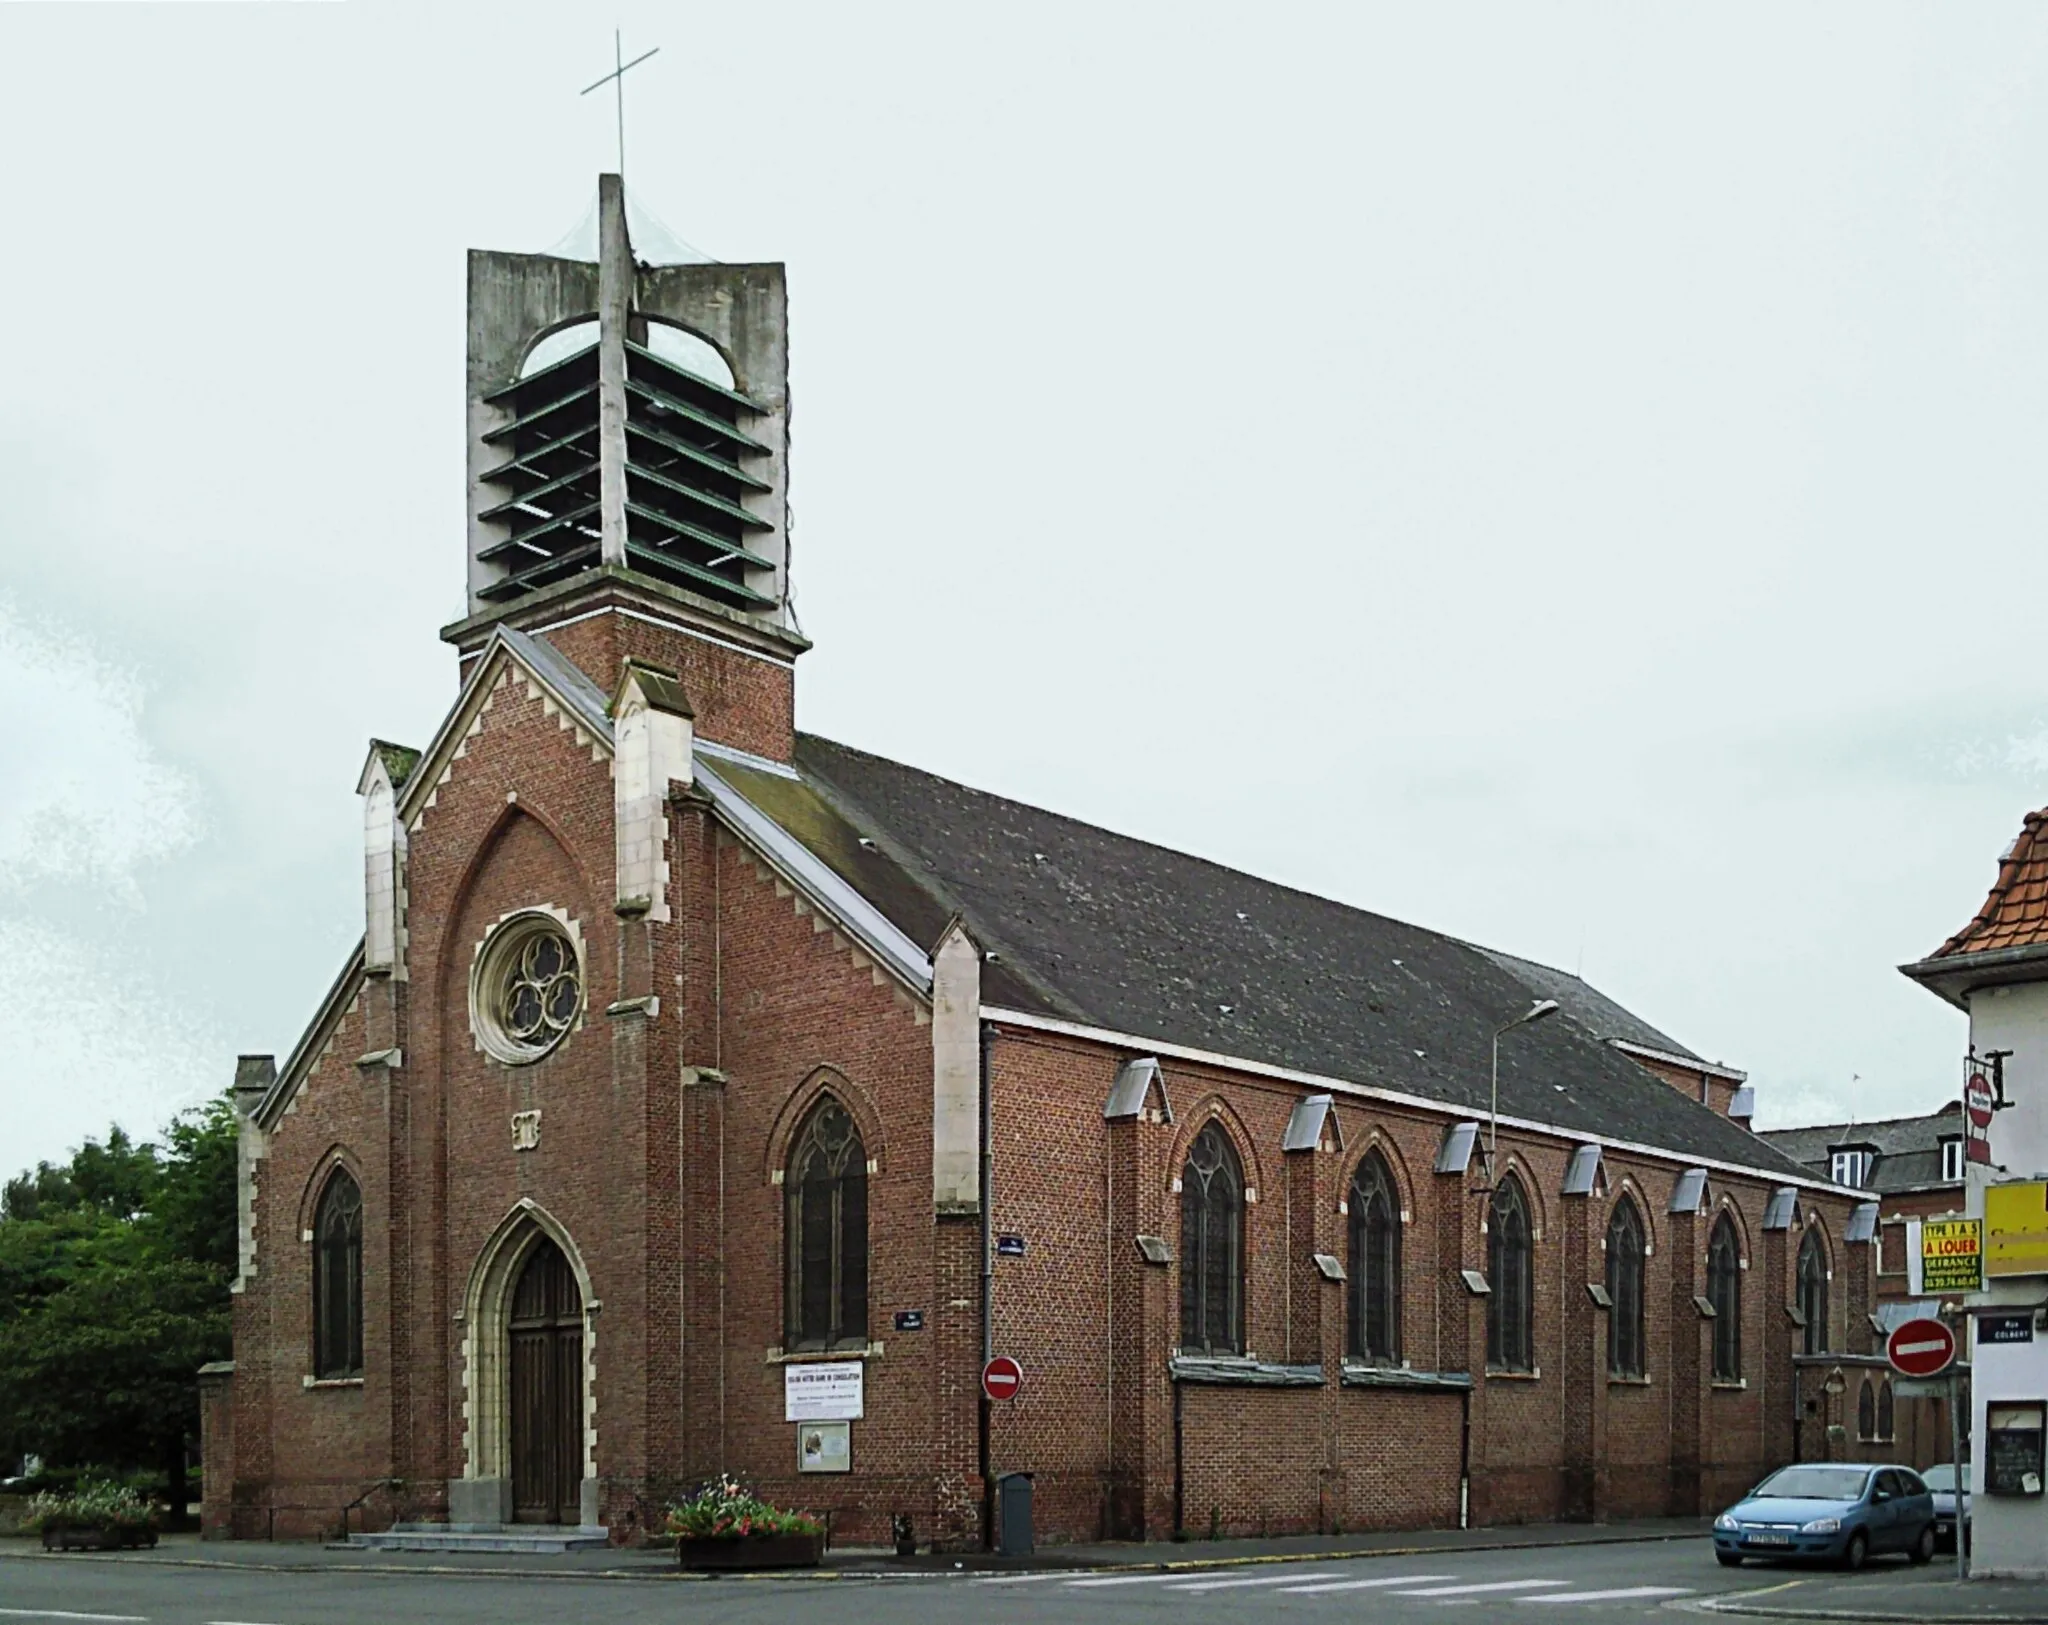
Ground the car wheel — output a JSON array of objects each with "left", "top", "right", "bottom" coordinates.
[
  {"left": 1716, "top": 1552, "right": 1743, "bottom": 1568},
  {"left": 1843, "top": 1531, "right": 1868, "bottom": 1572},
  {"left": 1911, "top": 1525, "right": 1935, "bottom": 1565}
]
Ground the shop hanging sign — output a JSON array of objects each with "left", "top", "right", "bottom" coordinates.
[
  {"left": 1921, "top": 1218, "right": 1984, "bottom": 1293},
  {"left": 1966, "top": 1071, "right": 1997, "bottom": 1166}
]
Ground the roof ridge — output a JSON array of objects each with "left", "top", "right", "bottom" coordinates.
[
  {"left": 1934, "top": 803, "right": 2048, "bottom": 959},
  {"left": 799, "top": 732, "right": 1544, "bottom": 963}
]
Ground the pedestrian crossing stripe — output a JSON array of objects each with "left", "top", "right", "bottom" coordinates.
[
  {"left": 1281, "top": 1574, "right": 1456, "bottom": 1594},
  {"left": 1521, "top": 1588, "right": 1694, "bottom": 1604},
  {"left": 1168, "top": 1573, "right": 1344, "bottom": 1592},
  {"left": 1393, "top": 1579, "right": 1570, "bottom": 1596}
]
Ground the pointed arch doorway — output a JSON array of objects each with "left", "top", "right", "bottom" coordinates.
[{"left": 509, "top": 1237, "right": 583, "bottom": 1524}]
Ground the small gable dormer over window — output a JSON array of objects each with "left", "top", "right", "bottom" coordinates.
[
  {"left": 1941, "top": 1138, "right": 1965, "bottom": 1184},
  {"left": 1829, "top": 1146, "right": 1874, "bottom": 1188}
]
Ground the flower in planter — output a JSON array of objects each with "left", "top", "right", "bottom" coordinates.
[
  {"left": 25, "top": 1479, "right": 158, "bottom": 1535},
  {"left": 665, "top": 1475, "right": 822, "bottom": 1541}
]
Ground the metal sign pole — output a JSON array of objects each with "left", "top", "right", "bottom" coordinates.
[{"left": 1951, "top": 1366, "right": 1968, "bottom": 1582}]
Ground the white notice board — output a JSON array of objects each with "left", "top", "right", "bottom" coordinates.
[{"left": 784, "top": 1360, "right": 864, "bottom": 1421}]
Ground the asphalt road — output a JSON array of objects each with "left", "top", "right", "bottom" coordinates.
[{"left": 0, "top": 1537, "right": 1946, "bottom": 1625}]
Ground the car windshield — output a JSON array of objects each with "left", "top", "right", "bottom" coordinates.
[
  {"left": 1753, "top": 1466, "right": 1871, "bottom": 1500},
  {"left": 1921, "top": 1465, "right": 1957, "bottom": 1492}
]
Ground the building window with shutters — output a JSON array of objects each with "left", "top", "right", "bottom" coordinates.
[
  {"left": 1487, "top": 1174, "right": 1535, "bottom": 1373},
  {"left": 1606, "top": 1196, "right": 1646, "bottom": 1379},
  {"left": 312, "top": 1168, "right": 364, "bottom": 1379},
  {"left": 1798, "top": 1229, "right": 1829, "bottom": 1355},
  {"left": 1708, "top": 1213, "right": 1743, "bottom": 1380},
  {"left": 1180, "top": 1121, "right": 1244, "bottom": 1356},
  {"left": 1347, "top": 1150, "right": 1401, "bottom": 1363},
  {"left": 785, "top": 1098, "right": 868, "bottom": 1352}
]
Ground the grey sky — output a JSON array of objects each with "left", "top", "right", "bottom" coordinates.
[{"left": 3, "top": 3, "right": 2044, "bottom": 1170}]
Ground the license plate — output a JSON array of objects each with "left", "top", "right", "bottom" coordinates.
[{"left": 1745, "top": 1533, "right": 1791, "bottom": 1546}]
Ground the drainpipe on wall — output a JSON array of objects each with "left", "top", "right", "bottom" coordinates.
[
  {"left": 1459, "top": 1385, "right": 1472, "bottom": 1530},
  {"left": 979, "top": 1019, "right": 995, "bottom": 1548}
]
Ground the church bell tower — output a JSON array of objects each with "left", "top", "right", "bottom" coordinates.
[{"left": 442, "top": 175, "right": 804, "bottom": 758}]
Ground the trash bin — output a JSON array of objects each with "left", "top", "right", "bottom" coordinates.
[{"left": 996, "top": 1472, "right": 1033, "bottom": 1556}]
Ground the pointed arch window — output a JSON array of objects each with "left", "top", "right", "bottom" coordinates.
[
  {"left": 1858, "top": 1376, "right": 1877, "bottom": 1440},
  {"left": 1180, "top": 1122, "right": 1244, "bottom": 1356},
  {"left": 313, "top": 1169, "right": 364, "bottom": 1379},
  {"left": 1797, "top": 1229, "right": 1829, "bottom": 1355},
  {"left": 1708, "top": 1213, "right": 1742, "bottom": 1380},
  {"left": 1487, "top": 1174, "right": 1534, "bottom": 1372},
  {"left": 785, "top": 1098, "right": 868, "bottom": 1352},
  {"left": 1348, "top": 1151, "right": 1401, "bottom": 1363},
  {"left": 1878, "top": 1377, "right": 1895, "bottom": 1441},
  {"left": 1606, "top": 1197, "right": 1646, "bottom": 1379}
]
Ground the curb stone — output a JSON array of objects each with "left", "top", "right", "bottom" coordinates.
[{"left": 0, "top": 1525, "right": 1699, "bottom": 1584}]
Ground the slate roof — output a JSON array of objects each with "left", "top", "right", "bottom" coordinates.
[
  {"left": 1760, "top": 1101, "right": 1964, "bottom": 1196},
  {"left": 708, "top": 735, "right": 1815, "bottom": 1179},
  {"left": 1477, "top": 947, "right": 1703, "bottom": 1063},
  {"left": 1932, "top": 807, "right": 2048, "bottom": 959}
]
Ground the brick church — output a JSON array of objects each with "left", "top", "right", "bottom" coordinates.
[{"left": 202, "top": 177, "right": 1881, "bottom": 1548}]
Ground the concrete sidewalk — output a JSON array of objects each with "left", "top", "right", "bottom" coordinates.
[
  {"left": 1702, "top": 1568, "right": 2048, "bottom": 1623},
  {"left": 0, "top": 1515, "right": 1711, "bottom": 1581}
]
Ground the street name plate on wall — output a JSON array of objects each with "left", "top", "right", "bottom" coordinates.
[
  {"left": 894, "top": 1310, "right": 925, "bottom": 1332},
  {"left": 784, "top": 1361, "right": 864, "bottom": 1421},
  {"left": 1922, "top": 1218, "right": 1984, "bottom": 1293},
  {"left": 995, "top": 1234, "right": 1026, "bottom": 1258},
  {"left": 1981, "top": 1312, "right": 2036, "bottom": 1345}
]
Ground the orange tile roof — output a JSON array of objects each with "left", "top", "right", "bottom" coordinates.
[{"left": 1935, "top": 807, "right": 2048, "bottom": 958}]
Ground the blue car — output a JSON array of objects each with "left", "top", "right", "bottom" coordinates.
[{"left": 1713, "top": 1463, "right": 1937, "bottom": 1570}]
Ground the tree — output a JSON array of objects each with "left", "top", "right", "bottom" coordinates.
[{"left": 0, "top": 1096, "right": 236, "bottom": 1521}]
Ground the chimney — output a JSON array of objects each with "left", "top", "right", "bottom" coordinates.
[{"left": 1728, "top": 1084, "right": 1756, "bottom": 1132}]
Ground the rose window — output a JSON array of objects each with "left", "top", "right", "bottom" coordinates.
[{"left": 471, "top": 913, "right": 584, "bottom": 1064}]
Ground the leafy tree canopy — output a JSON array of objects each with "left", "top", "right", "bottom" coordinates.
[{"left": 0, "top": 1094, "right": 237, "bottom": 1504}]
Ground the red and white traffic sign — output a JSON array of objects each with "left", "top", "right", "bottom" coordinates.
[
  {"left": 1887, "top": 1317, "right": 1958, "bottom": 1379},
  {"left": 982, "top": 1355, "right": 1024, "bottom": 1401}
]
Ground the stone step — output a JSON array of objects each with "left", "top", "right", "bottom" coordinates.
[{"left": 341, "top": 1524, "right": 612, "bottom": 1553}]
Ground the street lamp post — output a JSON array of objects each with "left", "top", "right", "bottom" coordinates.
[{"left": 1488, "top": 999, "right": 1561, "bottom": 1184}]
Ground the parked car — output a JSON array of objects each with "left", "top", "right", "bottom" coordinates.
[
  {"left": 1919, "top": 1462, "right": 1970, "bottom": 1552},
  {"left": 1713, "top": 1463, "right": 1937, "bottom": 1570}
]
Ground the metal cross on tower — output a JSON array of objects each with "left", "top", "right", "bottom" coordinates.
[{"left": 581, "top": 29, "right": 660, "bottom": 179}]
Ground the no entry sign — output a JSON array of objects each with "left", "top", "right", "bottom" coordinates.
[
  {"left": 1887, "top": 1317, "right": 1958, "bottom": 1379},
  {"left": 982, "top": 1355, "right": 1024, "bottom": 1401}
]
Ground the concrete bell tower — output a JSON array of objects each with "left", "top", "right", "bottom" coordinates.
[{"left": 442, "top": 175, "right": 806, "bottom": 758}]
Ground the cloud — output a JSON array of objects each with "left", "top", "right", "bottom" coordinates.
[
  {"left": 0, "top": 599, "right": 218, "bottom": 1166},
  {"left": 0, "top": 918, "right": 221, "bottom": 1164},
  {"left": 0, "top": 598, "right": 203, "bottom": 898}
]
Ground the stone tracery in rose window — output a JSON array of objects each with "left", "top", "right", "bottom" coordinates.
[{"left": 501, "top": 928, "right": 581, "bottom": 1048}]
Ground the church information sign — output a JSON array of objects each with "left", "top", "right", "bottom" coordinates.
[
  {"left": 785, "top": 1361, "right": 864, "bottom": 1421},
  {"left": 1922, "top": 1219, "right": 1984, "bottom": 1293}
]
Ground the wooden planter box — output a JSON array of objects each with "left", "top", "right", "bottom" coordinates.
[
  {"left": 40, "top": 1523, "right": 158, "bottom": 1552},
  {"left": 675, "top": 1531, "right": 825, "bottom": 1570}
]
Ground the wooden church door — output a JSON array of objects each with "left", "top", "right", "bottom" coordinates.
[{"left": 509, "top": 1238, "right": 583, "bottom": 1524}]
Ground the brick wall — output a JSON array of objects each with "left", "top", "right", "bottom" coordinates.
[{"left": 220, "top": 610, "right": 1880, "bottom": 1546}]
